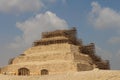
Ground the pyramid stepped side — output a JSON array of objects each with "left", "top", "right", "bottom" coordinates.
[
  {"left": 0, "top": 28, "right": 109, "bottom": 76},
  {"left": 1, "top": 43, "right": 93, "bottom": 75},
  {"left": 12, "top": 44, "right": 91, "bottom": 64}
]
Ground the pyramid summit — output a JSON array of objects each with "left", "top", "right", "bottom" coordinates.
[{"left": 0, "top": 27, "right": 110, "bottom": 76}]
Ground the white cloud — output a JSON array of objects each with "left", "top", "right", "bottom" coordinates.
[
  {"left": 10, "top": 11, "right": 68, "bottom": 50},
  {"left": 0, "top": 0, "right": 67, "bottom": 14},
  {"left": 0, "top": 11, "right": 68, "bottom": 66},
  {"left": 108, "top": 36, "right": 120, "bottom": 44},
  {"left": 43, "top": 0, "right": 67, "bottom": 4},
  {"left": 89, "top": 2, "right": 120, "bottom": 29},
  {"left": 89, "top": 2, "right": 120, "bottom": 46},
  {"left": 0, "top": 0, "right": 44, "bottom": 13}
]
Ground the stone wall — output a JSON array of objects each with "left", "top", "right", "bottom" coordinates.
[
  {"left": 12, "top": 43, "right": 76, "bottom": 64},
  {"left": 12, "top": 52, "right": 74, "bottom": 64},
  {"left": 1, "top": 43, "right": 96, "bottom": 76},
  {"left": 24, "top": 43, "right": 71, "bottom": 55},
  {"left": 1, "top": 61, "right": 78, "bottom": 75}
]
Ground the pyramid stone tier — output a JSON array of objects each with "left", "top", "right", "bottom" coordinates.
[
  {"left": 33, "top": 27, "right": 82, "bottom": 46},
  {"left": 0, "top": 28, "right": 110, "bottom": 76},
  {"left": 34, "top": 36, "right": 70, "bottom": 46}
]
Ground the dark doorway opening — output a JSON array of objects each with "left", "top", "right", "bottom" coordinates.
[
  {"left": 18, "top": 68, "right": 30, "bottom": 76},
  {"left": 41, "top": 69, "right": 48, "bottom": 75}
]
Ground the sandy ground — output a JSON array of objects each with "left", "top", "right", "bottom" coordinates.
[{"left": 0, "top": 69, "right": 120, "bottom": 80}]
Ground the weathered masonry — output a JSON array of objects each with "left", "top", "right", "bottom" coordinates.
[{"left": 1, "top": 28, "right": 110, "bottom": 76}]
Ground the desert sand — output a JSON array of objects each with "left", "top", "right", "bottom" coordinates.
[{"left": 0, "top": 69, "right": 120, "bottom": 80}]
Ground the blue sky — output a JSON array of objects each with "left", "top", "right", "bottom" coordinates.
[{"left": 0, "top": 0, "right": 120, "bottom": 69}]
